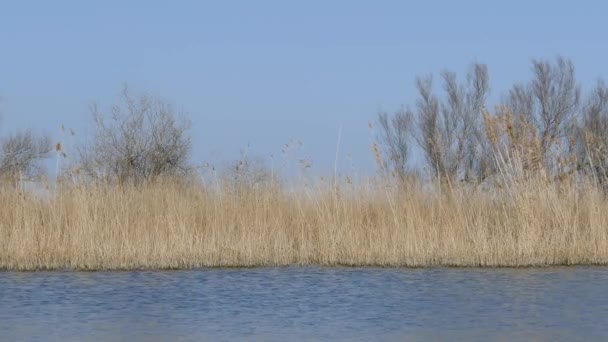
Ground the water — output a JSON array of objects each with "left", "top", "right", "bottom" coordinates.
[{"left": 1, "top": 267, "right": 607, "bottom": 341}]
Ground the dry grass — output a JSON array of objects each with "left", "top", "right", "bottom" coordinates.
[{"left": 1, "top": 175, "right": 608, "bottom": 270}]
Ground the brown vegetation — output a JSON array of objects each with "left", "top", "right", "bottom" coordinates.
[
  {"left": 1, "top": 174, "right": 607, "bottom": 270},
  {"left": 0, "top": 131, "right": 51, "bottom": 189},
  {"left": 2, "top": 58, "right": 608, "bottom": 270}
]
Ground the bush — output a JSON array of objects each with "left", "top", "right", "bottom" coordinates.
[
  {"left": 79, "top": 86, "right": 192, "bottom": 185},
  {"left": 0, "top": 130, "right": 51, "bottom": 185}
]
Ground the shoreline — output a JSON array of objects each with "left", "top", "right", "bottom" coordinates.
[{"left": 3, "top": 263, "right": 608, "bottom": 272}]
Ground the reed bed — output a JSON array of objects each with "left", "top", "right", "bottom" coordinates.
[{"left": 1, "top": 176, "right": 607, "bottom": 270}]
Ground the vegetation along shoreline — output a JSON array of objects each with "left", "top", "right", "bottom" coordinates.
[{"left": 2, "top": 57, "right": 608, "bottom": 270}]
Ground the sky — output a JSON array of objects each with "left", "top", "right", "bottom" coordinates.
[{"left": 1, "top": 0, "right": 607, "bottom": 177}]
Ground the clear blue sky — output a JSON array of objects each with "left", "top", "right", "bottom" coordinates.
[{"left": 1, "top": 1, "right": 607, "bottom": 176}]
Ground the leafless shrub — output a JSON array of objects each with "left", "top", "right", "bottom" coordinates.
[
  {"left": 453, "top": 63, "right": 491, "bottom": 182},
  {"left": 506, "top": 57, "right": 580, "bottom": 170},
  {"left": 573, "top": 79, "right": 608, "bottom": 188},
  {"left": 412, "top": 75, "right": 444, "bottom": 179},
  {"left": 79, "top": 86, "right": 192, "bottom": 185},
  {"left": 376, "top": 107, "right": 413, "bottom": 182},
  {"left": 411, "top": 64, "right": 490, "bottom": 183},
  {"left": 0, "top": 130, "right": 51, "bottom": 184}
]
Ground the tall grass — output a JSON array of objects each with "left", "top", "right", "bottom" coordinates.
[
  {"left": 4, "top": 58, "right": 608, "bottom": 269},
  {"left": 1, "top": 173, "right": 607, "bottom": 270}
]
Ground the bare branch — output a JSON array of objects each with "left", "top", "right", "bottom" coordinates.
[
  {"left": 377, "top": 106, "right": 413, "bottom": 182},
  {"left": 0, "top": 130, "right": 51, "bottom": 182},
  {"left": 78, "top": 86, "right": 192, "bottom": 185},
  {"left": 413, "top": 64, "right": 489, "bottom": 182}
]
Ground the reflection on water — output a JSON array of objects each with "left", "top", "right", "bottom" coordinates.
[{"left": 1, "top": 267, "right": 607, "bottom": 341}]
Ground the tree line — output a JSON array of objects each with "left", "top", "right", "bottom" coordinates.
[
  {"left": 1, "top": 57, "right": 607, "bottom": 191},
  {"left": 375, "top": 56, "right": 608, "bottom": 190},
  {"left": 0, "top": 86, "right": 192, "bottom": 187}
]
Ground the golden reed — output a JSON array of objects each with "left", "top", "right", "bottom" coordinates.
[{"left": 1, "top": 176, "right": 607, "bottom": 270}]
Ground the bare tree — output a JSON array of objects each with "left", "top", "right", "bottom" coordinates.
[
  {"left": 408, "top": 63, "right": 490, "bottom": 183},
  {"left": 374, "top": 57, "right": 608, "bottom": 190},
  {"left": 79, "top": 86, "right": 192, "bottom": 185},
  {"left": 413, "top": 75, "right": 444, "bottom": 179},
  {"left": 0, "top": 130, "right": 51, "bottom": 184},
  {"left": 376, "top": 106, "right": 413, "bottom": 182},
  {"left": 465, "top": 64, "right": 491, "bottom": 181},
  {"left": 506, "top": 57, "right": 580, "bottom": 169},
  {"left": 505, "top": 84, "right": 534, "bottom": 126},
  {"left": 574, "top": 79, "right": 608, "bottom": 187}
]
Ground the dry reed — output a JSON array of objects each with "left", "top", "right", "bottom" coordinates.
[{"left": 1, "top": 175, "right": 607, "bottom": 270}]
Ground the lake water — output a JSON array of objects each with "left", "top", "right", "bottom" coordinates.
[{"left": 1, "top": 267, "right": 607, "bottom": 341}]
